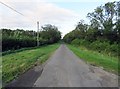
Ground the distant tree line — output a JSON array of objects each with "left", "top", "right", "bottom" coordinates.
[
  {"left": 63, "top": 1, "right": 120, "bottom": 57},
  {"left": 2, "top": 24, "right": 61, "bottom": 51}
]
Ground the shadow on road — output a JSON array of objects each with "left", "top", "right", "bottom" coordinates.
[{"left": 4, "top": 65, "right": 43, "bottom": 88}]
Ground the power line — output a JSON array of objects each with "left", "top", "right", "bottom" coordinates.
[
  {"left": 0, "top": 1, "right": 40, "bottom": 46},
  {"left": 0, "top": 1, "right": 36, "bottom": 24},
  {"left": 0, "top": 1, "right": 24, "bottom": 16}
]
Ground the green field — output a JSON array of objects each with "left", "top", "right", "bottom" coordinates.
[
  {"left": 2, "top": 43, "right": 60, "bottom": 84},
  {"left": 68, "top": 45, "right": 119, "bottom": 74}
]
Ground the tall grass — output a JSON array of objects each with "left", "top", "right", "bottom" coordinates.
[
  {"left": 68, "top": 45, "right": 118, "bottom": 74},
  {"left": 2, "top": 43, "right": 60, "bottom": 84}
]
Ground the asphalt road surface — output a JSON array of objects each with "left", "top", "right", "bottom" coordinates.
[{"left": 34, "top": 44, "right": 118, "bottom": 87}]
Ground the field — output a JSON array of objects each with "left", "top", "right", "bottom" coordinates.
[
  {"left": 2, "top": 43, "right": 60, "bottom": 84},
  {"left": 68, "top": 45, "right": 119, "bottom": 74}
]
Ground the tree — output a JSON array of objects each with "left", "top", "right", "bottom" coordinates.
[
  {"left": 87, "top": 2, "right": 118, "bottom": 42},
  {"left": 41, "top": 24, "right": 61, "bottom": 44},
  {"left": 63, "top": 1, "right": 118, "bottom": 56},
  {"left": 87, "top": 2, "right": 116, "bottom": 31},
  {"left": 2, "top": 25, "right": 61, "bottom": 51}
]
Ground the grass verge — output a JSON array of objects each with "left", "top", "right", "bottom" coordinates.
[
  {"left": 67, "top": 44, "right": 119, "bottom": 74},
  {"left": 2, "top": 43, "right": 60, "bottom": 85}
]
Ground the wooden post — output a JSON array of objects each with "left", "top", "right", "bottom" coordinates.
[{"left": 37, "top": 21, "right": 39, "bottom": 46}]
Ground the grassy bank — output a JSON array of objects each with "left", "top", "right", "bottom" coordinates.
[
  {"left": 67, "top": 45, "right": 118, "bottom": 74},
  {"left": 2, "top": 43, "right": 60, "bottom": 84}
]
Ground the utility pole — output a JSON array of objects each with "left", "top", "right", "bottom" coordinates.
[{"left": 37, "top": 21, "right": 39, "bottom": 46}]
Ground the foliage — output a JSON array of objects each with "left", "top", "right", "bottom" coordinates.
[
  {"left": 2, "top": 24, "right": 61, "bottom": 51},
  {"left": 71, "top": 38, "right": 81, "bottom": 46},
  {"left": 63, "top": 1, "right": 119, "bottom": 57},
  {"left": 40, "top": 24, "right": 61, "bottom": 44}
]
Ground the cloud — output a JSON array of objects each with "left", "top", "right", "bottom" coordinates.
[
  {"left": 1, "top": 0, "right": 117, "bottom": 37},
  {"left": 0, "top": 0, "right": 79, "bottom": 34}
]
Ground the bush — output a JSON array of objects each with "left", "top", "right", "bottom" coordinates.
[
  {"left": 87, "top": 40, "right": 118, "bottom": 56},
  {"left": 2, "top": 37, "right": 37, "bottom": 51},
  {"left": 89, "top": 41, "right": 110, "bottom": 52},
  {"left": 2, "top": 28, "right": 61, "bottom": 51},
  {"left": 79, "top": 39, "right": 90, "bottom": 47},
  {"left": 71, "top": 38, "right": 80, "bottom": 46},
  {"left": 108, "top": 43, "right": 118, "bottom": 56}
]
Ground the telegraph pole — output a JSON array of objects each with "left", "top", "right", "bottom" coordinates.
[{"left": 37, "top": 21, "right": 39, "bottom": 46}]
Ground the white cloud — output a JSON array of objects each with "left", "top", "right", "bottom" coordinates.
[
  {"left": 0, "top": 0, "right": 80, "bottom": 37},
  {"left": 1, "top": 0, "right": 117, "bottom": 37}
]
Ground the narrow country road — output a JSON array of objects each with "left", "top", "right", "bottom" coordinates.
[{"left": 34, "top": 44, "right": 118, "bottom": 87}]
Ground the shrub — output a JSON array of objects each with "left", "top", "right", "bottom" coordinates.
[
  {"left": 79, "top": 39, "right": 90, "bottom": 47},
  {"left": 71, "top": 38, "right": 80, "bottom": 46}
]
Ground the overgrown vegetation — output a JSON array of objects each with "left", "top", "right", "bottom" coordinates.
[
  {"left": 63, "top": 1, "right": 119, "bottom": 75},
  {"left": 2, "top": 24, "right": 61, "bottom": 85},
  {"left": 71, "top": 39, "right": 118, "bottom": 57},
  {"left": 63, "top": 1, "right": 119, "bottom": 57},
  {"left": 2, "top": 43, "right": 60, "bottom": 85},
  {"left": 68, "top": 45, "right": 118, "bottom": 74},
  {"left": 2, "top": 24, "right": 61, "bottom": 51}
]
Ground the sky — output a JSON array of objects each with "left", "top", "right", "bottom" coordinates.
[{"left": 0, "top": 0, "right": 118, "bottom": 37}]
